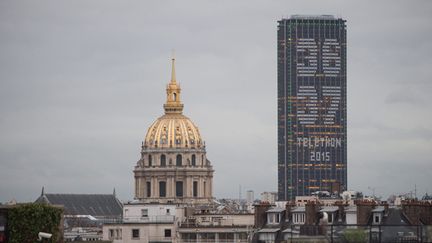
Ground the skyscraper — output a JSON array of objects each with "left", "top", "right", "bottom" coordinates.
[{"left": 277, "top": 15, "right": 347, "bottom": 201}]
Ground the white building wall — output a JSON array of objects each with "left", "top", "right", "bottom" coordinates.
[
  {"left": 103, "top": 223, "right": 175, "bottom": 243},
  {"left": 123, "top": 203, "right": 178, "bottom": 222}
]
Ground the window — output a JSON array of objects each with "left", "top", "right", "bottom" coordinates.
[
  {"left": 191, "top": 154, "right": 196, "bottom": 166},
  {"left": 268, "top": 213, "right": 280, "bottom": 224},
  {"left": 173, "top": 93, "right": 176, "bottom": 101},
  {"left": 164, "top": 229, "right": 171, "bottom": 237},
  {"left": 109, "top": 229, "right": 114, "bottom": 238},
  {"left": 374, "top": 215, "right": 380, "bottom": 223},
  {"left": 132, "top": 229, "right": 139, "bottom": 239},
  {"left": 148, "top": 155, "right": 152, "bottom": 166},
  {"left": 193, "top": 181, "right": 198, "bottom": 197},
  {"left": 330, "top": 59, "right": 336, "bottom": 67},
  {"left": 146, "top": 182, "right": 151, "bottom": 197},
  {"left": 176, "top": 154, "right": 182, "bottom": 166},
  {"left": 293, "top": 213, "right": 305, "bottom": 224},
  {"left": 328, "top": 213, "right": 333, "bottom": 223},
  {"left": 141, "top": 209, "right": 148, "bottom": 217},
  {"left": 159, "top": 181, "right": 166, "bottom": 197},
  {"left": 176, "top": 181, "right": 183, "bottom": 197},
  {"left": 116, "top": 229, "right": 122, "bottom": 239},
  {"left": 166, "top": 209, "right": 170, "bottom": 214},
  {"left": 160, "top": 154, "right": 166, "bottom": 167}
]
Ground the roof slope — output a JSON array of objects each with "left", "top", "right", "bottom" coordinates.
[{"left": 35, "top": 193, "right": 122, "bottom": 217}]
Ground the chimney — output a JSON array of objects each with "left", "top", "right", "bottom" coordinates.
[
  {"left": 285, "top": 201, "right": 296, "bottom": 223},
  {"left": 335, "top": 200, "right": 347, "bottom": 223},
  {"left": 402, "top": 200, "right": 432, "bottom": 225},
  {"left": 355, "top": 199, "right": 376, "bottom": 225},
  {"left": 305, "top": 201, "right": 320, "bottom": 225},
  {"left": 254, "top": 202, "right": 272, "bottom": 228}
]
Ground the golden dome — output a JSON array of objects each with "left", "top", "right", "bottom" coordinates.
[
  {"left": 144, "top": 114, "right": 203, "bottom": 148},
  {"left": 144, "top": 57, "right": 203, "bottom": 149}
]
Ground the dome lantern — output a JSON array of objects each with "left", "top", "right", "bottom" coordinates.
[{"left": 163, "top": 57, "right": 184, "bottom": 114}]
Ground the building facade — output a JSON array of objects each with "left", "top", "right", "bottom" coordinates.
[
  {"left": 103, "top": 203, "right": 179, "bottom": 243},
  {"left": 134, "top": 58, "right": 214, "bottom": 205},
  {"left": 277, "top": 15, "right": 347, "bottom": 200}
]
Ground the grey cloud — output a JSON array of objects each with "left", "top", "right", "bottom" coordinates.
[
  {"left": 1, "top": 0, "right": 432, "bottom": 202},
  {"left": 385, "top": 89, "right": 425, "bottom": 105}
]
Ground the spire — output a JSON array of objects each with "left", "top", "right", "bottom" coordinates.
[
  {"left": 41, "top": 186, "right": 45, "bottom": 196},
  {"left": 164, "top": 56, "right": 184, "bottom": 114},
  {"left": 171, "top": 57, "right": 176, "bottom": 84}
]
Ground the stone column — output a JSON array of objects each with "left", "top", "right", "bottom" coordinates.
[
  {"left": 152, "top": 177, "right": 157, "bottom": 198},
  {"left": 140, "top": 178, "right": 145, "bottom": 198},
  {"left": 170, "top": 176, "right": 175, "bottom": 198},
  {"left": 199, "top": 177, "right": 203, "bottom": 197},
  {"left": 209, "top": 178, "right": 213, "bottom": 198},
  {"left": 185, "top": 176, "right": 191, "bottom": 198},
  {"left": 167, "top": 176, "right": 172, "bottom": 198},
  {"left": 136, "top": 178, "right": 140, "bottom": 198}
]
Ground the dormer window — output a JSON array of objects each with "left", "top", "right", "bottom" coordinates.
[
  {"left": 371, "top": 206, "right": 384, "bottom": 225},
  {"left": 293, "top": 213, "right": 305, "bottom": 224},
  {"left": 267, "top": 213, "right": 281, "bottom": 224}
]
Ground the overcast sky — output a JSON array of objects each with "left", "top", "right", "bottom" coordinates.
[{"left": 1, "top": 0, "right": 431, "bottom": 203}]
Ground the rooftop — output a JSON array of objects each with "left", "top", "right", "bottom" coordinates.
[
  {"left": 290, "top": 15, "right": 337, "bottom": 20},
  {"left": 35, "top": 193, "right": 122, "bottom": 218}
]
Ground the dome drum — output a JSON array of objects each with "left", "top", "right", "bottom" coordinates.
[{"left": 136, "top": 151, "right": 210, "bottom": 168}]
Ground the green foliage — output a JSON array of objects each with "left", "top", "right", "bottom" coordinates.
[
  {"left": 8, "top": 203, "right": 63, "bottom": 243},
  {"left": 342, "top": 228, "right": 367, "bottom": 243}
]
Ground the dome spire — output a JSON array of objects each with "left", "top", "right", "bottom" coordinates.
[
  {"left": 171, "top": 56, "right": 176, "bottom": 84},
  {"left": 164, "top": 55, "right": 184, "bottom": 114}
]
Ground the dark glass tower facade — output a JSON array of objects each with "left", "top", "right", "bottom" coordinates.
[{"left": 277, "top": 15, "right": 347, "bottom": 201}]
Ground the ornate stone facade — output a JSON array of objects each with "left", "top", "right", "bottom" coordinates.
[{"left": 133, "top": 58, "right": 214, "bottom": 205}]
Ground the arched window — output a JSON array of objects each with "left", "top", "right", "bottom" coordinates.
[
  {"left": 148, "top": 155, "right": 152, "bottom": 166},
  {"left": 191, "top": 154, "right": 196, "bottom": 166},
  {"left": 173, "top": 93, "right": 177, "bottom": 101},
  {"left": 176, "top": 154, "right": 182, "bottom": 166},
  {"left": 160, "top": 154, "right": 166, "bottom": 167}
]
